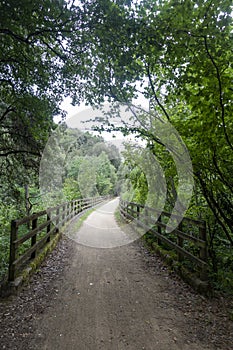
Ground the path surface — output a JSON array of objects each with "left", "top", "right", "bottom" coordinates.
[
  {"left": 67, "top": 197, "right": 138, "bottom": 248},
  {"left": 34, "top": 198, "right": 202, "bottom": 350},
  {"left": 0, "top": 199, "right": 232, "bottom": 350}
]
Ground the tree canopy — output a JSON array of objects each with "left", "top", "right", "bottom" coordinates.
[
  {"left": 1, "top": 0, "right": 233, "bottom": 291},
  {"left": 70, "top": 0, "right": 233, "bottom": 244},
  {"left": 0, "top": 0, "right": 79, "bottom": 185}
]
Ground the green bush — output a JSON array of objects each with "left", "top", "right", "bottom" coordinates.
[{"left": 0, "top": 204, "right": 18, "bottom": 281}]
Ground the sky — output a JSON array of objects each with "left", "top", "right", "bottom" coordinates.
[
  {"left": 60, "top": 93, "right": 149, "bottom": 121},
  {"left": 58, "top": 94, "right": 149, "bottom": 151},
  {"left": 60, "top": 97, "right": 86, "bottom": 119}
]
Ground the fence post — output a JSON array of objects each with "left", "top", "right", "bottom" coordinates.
[
  {"left": 75, "top": 200, "right": 78, "bottom": 215},
  {"left": 74, "top": 200, "right": 77, "bottom": 215},
  {"left": 127, "top": 202, "right": 131, "bottom": 220},
  {"left": 122, "top": 200, "right": 125, "bottom": 217},
  {"left": 66, "top": 202, "right": 69, "bottom": 222},
  {"left": 144, "top": 207, "right": 149, "bottom": 228},
  {"left": 82, "top": 198, "right": 85, "bottom": 211},
  {"left": 56, "top": 207, "right": 60, "bottom": 233},
  {"left": 132, "top": 203, "right": 135, "bottom": 218},
  {"left": 46, "top": 212, "right": 51, "bottom": 243},
  {"left": 199, "top": 221, "right": 208, "bottom": 280},
  {"left": 123, "top": 200, "right": 125, "bottom": 217},
  {"left": 31, "top": 217, "right": 37, "bottom": 259},
  {"left": 120, "top": 199, "right": 125, "bottom": 218},
  {"left": 62, "top": 203, "right": 65, "bottom": 223},
  {"left": 81, "top": 199, "right": 83, "bottom": 211},
  {"left": 8, "top": 220, "right": 18, "bottom": 281},
  {"left": 177, "top": 222, "right": 184, "bottom": 262},
  {"left": 136, "top": 205, "right": 140, "bottom": 220},
  {"left": 157, "top": 215, "right": 162, "bottom": 246},
  {"left": 69, "top": 201, "right": 71, "bottom": 220}
]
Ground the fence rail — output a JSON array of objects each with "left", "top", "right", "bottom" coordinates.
[
  {"left": 120, "top": 199, "right": 208, "bottom": 280},
  {"left": 9, "top": 196, "right": 107, "bottom": 281}
]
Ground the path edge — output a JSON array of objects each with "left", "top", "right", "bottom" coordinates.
[{"left": 0, "top": 231, "right": 62, "bottom": 298}]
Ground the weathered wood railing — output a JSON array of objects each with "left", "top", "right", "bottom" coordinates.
[
  {"left": 9, "top": 196, "right": 107, "bottom": 281},
  {"left": 120, "top": 199, "right": 208, "bottom": 280}
]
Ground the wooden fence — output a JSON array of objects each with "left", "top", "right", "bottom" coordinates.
[
  {"left": 120, "top": 199, "right": 208, "bottom": 280},
  {"left": 8, "top": 196, "right": 107, "bottom": 282}
]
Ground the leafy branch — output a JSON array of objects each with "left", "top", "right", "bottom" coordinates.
[
  {"left": 146, "top": 64, "right": 171, "bottom": 122},
  {"left": 203, "top": 35, "right": 233, "bottom": 151}
]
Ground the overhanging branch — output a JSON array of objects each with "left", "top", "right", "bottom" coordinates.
[{"left": 146, "top": 64, "right": 171, "bottom": 122}]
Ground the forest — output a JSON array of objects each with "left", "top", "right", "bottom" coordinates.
[{"left": 0, "top": 0, "right": 232, "bottom": 294}]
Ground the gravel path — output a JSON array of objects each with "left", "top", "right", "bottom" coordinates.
[
  {"left": 0, "top": 199, "right": 232, "bottom": 350},
  {"left": 66, "top": 197, "right": 139, "bottom": 248}
]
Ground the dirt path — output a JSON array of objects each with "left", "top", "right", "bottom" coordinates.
[
  {"left": 67, "top": 197, "right": 139, "bottom": 248},
  {"left": 0, "top": 199, "right": 232, "bottom": 349}
]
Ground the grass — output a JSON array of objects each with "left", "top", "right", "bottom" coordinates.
[
  {"left": 64, "top": 208, "right": 96, "bottom": 239},
  {"left": 73, "top": 208, "right": 96, "bottom": 231}
]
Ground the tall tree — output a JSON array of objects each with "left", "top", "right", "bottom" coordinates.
[
  {"left": 68, "top": 0, "right": 233, "bottom": 246},
  {"left": 0, "top": 0, "right": 81, "bottom": 197}
]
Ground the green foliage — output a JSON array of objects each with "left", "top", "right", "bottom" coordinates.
[
  {"left": 78, "top": 157, "right": 98, "bottom": 198},
  {"left": 63, "top": 178, "right": 81, "bottom": 201},
  {"left": 1, "top": 0, "right": 233, "bottom": 294},
  {"left": 96, "top": 152, "right": 117, "bottom": 195},
  {"left": 127, "top": 166, "right": 148, "bottom": 204},
  {"left": 60, "top": 129, "right": 120, "bottom": 198},
  {"left": 0, "top": 204, "right": 18, "bottom": 281},
  {"left": 0, "top": 1, "right": 79, "bottom": 280},
  {"left": 0, "top": 0, "right": 80, "bottom": 191},
  {"left": 76, "top": 0, "right": 233, "bottom": 292}
]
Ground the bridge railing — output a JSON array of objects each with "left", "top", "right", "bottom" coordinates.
[
  {"left": 8, "top": 196, "right": 107, "bottom": 282},
  {"left": 120, "top": 199, "right": 208, "bottom": 281}
]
